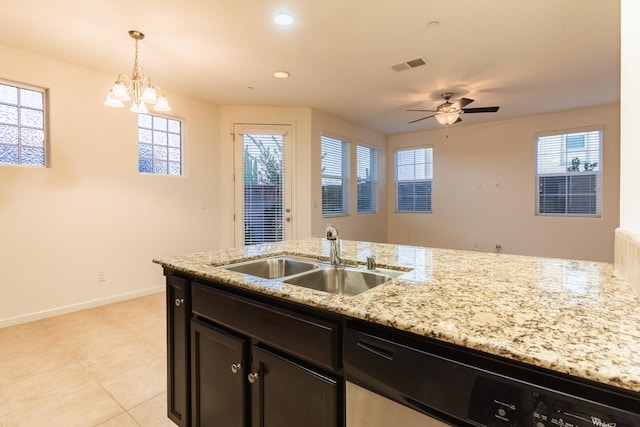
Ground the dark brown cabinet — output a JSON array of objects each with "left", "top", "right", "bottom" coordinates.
[
  {"left": 191, "top": 319, "right": 248, "bottom": 427},
  {"left": 251, "top": 345, "right": 338, "bottom": 427},
  {"left": 166, "top": 275, "right": 343, "bottom": 427},
  {"left": 166, "top": 274, "right": 191, "bottom": 427}
]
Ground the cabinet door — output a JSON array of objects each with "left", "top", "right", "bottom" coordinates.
[
  {"left": 167, "top": 275, "right": 190, "bottom": 427},
  {"left": 191, "top": 319, "right": 249, "bottom": 427},
  {"left": 251, "top": 345, "right": 339, "bottom": 427}
]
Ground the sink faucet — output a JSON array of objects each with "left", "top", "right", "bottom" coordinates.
[{"left": 325, "top": 225, "right": 342, "bottom": 266}]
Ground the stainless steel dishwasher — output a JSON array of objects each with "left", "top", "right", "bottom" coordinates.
[{"left": 344, "top": 324, "right": 640, "bottom": 427}]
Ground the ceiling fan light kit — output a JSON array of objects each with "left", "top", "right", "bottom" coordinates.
[{"left": 408, "top": 92, "right": 499, "bottom": 126}]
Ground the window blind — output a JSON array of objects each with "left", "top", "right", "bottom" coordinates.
[
  {"left": 357, "top": 145, "right": 377, "bottom": 214},
  {"left": 321, "top": 135, "right": 350, "bottom": 216},
  {"left": 243, "top": 133, "right": 285, "bottom": 245},
  {"left": 536, "top": 130, "right": 602, "bottom": 216},
  {"left": 395, "top": 147, "right": 433, "bottom": 213}
]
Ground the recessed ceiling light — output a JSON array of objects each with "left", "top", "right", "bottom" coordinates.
[
  {"left": 427, "top": 20, "right": 440, "bottom": 29},
  {"left": 273, "top": 71, "right": 290, "bottom": 79},
  {"left": 274, "top": 13, "right": 294, "bottom": 26}
]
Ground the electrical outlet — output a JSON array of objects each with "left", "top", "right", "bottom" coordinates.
[{"left": 97, "top": 270, "right": 107, "bottom": 282}]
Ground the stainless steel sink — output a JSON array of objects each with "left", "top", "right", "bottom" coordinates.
[
  {"left": 223, "top": 256, "right": 319, "bottom": 279},
  {"left": 284, "top": 267, "right": 393, "bottom": 296}
]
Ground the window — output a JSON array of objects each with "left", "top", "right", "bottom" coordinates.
[
  {"left": 0, "top": 80, "right": 47, "bottom": 166},
  {"left": 138, "top": 113, "right": 182, "bottom": 175},
  {"left": 357, "top": 145, "right": 377, "bottom": 214},
  {"left": 536, "top": 129, "right": 602, "bottom": 216},
  {"left": 395, "top": 147, "right": 433, "bottom": 213},
  {"left": 321, "top": 135, "right": 350, "bottom": 216}
]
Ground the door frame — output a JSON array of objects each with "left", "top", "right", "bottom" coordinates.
[{"left": 233, "top": 124, "right": 295, "bottom": 247}]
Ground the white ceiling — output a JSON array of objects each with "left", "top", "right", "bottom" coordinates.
[{"left": 0, "top": 0, "right": 620, "bottom": 135}]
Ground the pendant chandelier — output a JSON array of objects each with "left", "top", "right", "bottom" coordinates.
[{"left": 104, "top": 30, "right": 171, "bottom": 113}]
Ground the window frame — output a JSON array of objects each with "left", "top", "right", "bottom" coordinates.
[
  {"left": 0, "top": 79, "right": 48, "bottom": 167},
  {"left": 137, "top": 113, "right": 183, "bottom": 176},
  {"left": 394, "top": 146, "right": 433, "bottom": 213},
  {"left": 321, "top": 134, "right": 350, "bottom": 217},
  {"left": 535, "top": 128, "right": 603, "bottom": 217},
  {"left": 356, "top": 144, "right": 378, "bottom": 214}
]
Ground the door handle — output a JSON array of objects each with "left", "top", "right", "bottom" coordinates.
[{"left": 248, "top": 372, "right": 259, "bottom": 384}]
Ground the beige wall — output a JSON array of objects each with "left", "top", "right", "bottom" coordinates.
[
  {"left": 0, "top": 44, "right": 220, "bottom": 326},
  {"left": 386, "top": 104, "right": 620, "bottom": 262},
  {"left": 310, "top": 109, "right": 388, "bottom": 242}
]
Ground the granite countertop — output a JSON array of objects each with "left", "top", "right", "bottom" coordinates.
[{"left": 154, "top": 237, "right": 640, "bottom": 394}]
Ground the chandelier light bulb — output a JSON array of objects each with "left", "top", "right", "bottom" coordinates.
[
  {"left": 153, "top": 96, "right": 171, "bottom": 112},
  {"left": 103, "top": 94, "right": 124, "bottom": 108},
  {"left": 141, "top": 87, "right": 158, "bottom": 104},
  {"left": 110, "top": 83, "right": 131, "bottom": 101},
  {"left": 130, "top": 101, "right": 148, "bottom": 114}
]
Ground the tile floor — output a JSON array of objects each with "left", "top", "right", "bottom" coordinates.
[{"left": 0, "top": 292, "right": 176, "bottom": 427}]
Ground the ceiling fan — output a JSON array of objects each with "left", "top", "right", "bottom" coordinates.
[{"left": 407, "top": 93, "right": 500, "bottom": 125}]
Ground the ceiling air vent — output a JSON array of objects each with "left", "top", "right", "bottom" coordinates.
[{"left": 391, "top": 57, "right": 428, "bottom": 72}]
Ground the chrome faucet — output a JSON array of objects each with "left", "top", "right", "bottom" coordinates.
[{"left": 325, "top": 224, "right": 342, "bottom": 266}]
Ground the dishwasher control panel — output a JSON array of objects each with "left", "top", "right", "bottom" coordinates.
[{"left": 469, "top": 375, "right": 637, "bottom": 427}]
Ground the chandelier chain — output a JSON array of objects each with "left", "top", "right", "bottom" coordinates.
[{"left": 132, "top": 39, "right": 141, "bottom": 80}]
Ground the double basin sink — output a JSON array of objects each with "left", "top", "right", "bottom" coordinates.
[{"left": 221, "top": 255, "right": 406, "bottom": 296}]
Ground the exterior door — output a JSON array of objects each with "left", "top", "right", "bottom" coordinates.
[{"left": 233, "top": 125, "right": 293, "bottom": 247}]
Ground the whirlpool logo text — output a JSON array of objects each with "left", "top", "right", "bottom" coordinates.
[{"left": 591, "top": 417, "right": 616, "bottom": 427}]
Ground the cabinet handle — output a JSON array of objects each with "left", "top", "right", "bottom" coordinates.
[
  {"left": 248, "top": 372, "right": 259, "bottom": 384},
  {"left": 174, "top": 298, "right": 185, "bottom": 307},
  {"left": 231, "top": 363, "right": 242, "bottom": 374}
]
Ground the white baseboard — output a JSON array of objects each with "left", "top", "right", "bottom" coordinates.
[{"left": 0, "top": 285, "right": 166, "bottom": 328}]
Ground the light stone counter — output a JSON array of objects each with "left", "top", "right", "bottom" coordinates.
[{"left": 154, "top": 237, "right": 640, "bottom": 394}]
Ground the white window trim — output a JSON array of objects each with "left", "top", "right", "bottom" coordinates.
[
  {"left": 535, "top": 127, "right": 603, "bottom": 217},
  {"left": 356, "top": 144, "right": 378, "bottom": 215},
  {"left": 138, "top": 112, "right": 184, "bottom": 176},
  {"left": 321, "top": 134, "right": 350, "bottom": 217},
  {"left": 394, "top": 145, "right": 433, "bottom": 214},
  {"left": 0, "top": 78, "right": 49, "bottom": 167}
]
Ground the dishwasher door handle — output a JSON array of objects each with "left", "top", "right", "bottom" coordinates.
[{"left": 357, "top": 340, "right": 394, "bottom": 360}]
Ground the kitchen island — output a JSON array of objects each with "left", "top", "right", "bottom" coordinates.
[{"left": 154, "top": 237, "right": 640, "bottom": 426}]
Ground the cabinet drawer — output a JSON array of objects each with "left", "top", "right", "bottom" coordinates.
[{"left": 192, "top": 282, "right": 339, "bottom": 370}]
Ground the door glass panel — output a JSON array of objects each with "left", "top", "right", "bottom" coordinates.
[{"left": 242, "top": 133, "right": 285, "bottom": 245}]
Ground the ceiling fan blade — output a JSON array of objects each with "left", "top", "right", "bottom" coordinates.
[
  {"left": 452, "top": 97, "right": 474, "bottom": 110},
  {"left": 462, "top": 106, "right": 500, "bottom": 113},
  {"left": 406, "top": 109, "right": 437, "bottom": 112},
  {"left": 408, "top": 114, "right": 435, "bottom": 124},
  {"left": 454, "top": 117, "right": 462, "bottom": 124}
]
